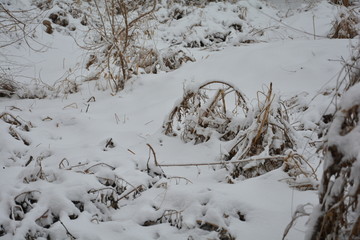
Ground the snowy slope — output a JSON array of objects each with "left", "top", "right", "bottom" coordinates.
[{"left": 0, "top": 0, "right": 358, "bottom": 239}]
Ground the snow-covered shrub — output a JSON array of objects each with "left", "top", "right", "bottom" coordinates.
[
  {"left": 163, "top": 82, "right": 318, "bottom": 183},
  {"left": 226, "top": 83, "right": 302, "bottom": 179},
  {"left": 306, "top": 47, "right": 360, "bottom": 240},
  {"left": 306, "top": 87, "right": 360, "bottom": 240},
  {"left": 156, "top": 0, "right": 254, "bottom": 49},
  {"left": 163, "top": 81, "right": 248, "bottom": 144},
  {"left": 0, "top": 158, "right": 160, "bottom": 239}
]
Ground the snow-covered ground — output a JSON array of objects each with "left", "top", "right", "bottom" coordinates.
[{"left": 0, "top": 0, "right": 358, "bottom": 239}]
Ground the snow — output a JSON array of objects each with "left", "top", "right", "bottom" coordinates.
[{"left": 0, "top": 0, "right": 358, "bottom": 239}]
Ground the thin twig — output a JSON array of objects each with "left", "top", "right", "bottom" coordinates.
[
  {"left": 117, "top": 185, "right": 145, "bottom": 202},
  {"left": 59, "top": 220, "right": 76, "bottom": 239},
  {"left": 84, "top": 162, "right": 115, "bottom": 173},
  {"left": 156, "top": 155, "right": 287, "bottom": 167}
]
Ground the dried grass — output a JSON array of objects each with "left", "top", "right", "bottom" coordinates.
[
  {"left": 308, "top": 104, "right": 360, "bottom": 240},
  {"left": 330, "top": 0, "right": 351, "bottom": 7},
  {"left": 227, "top": 83, "right": 297, "bottom": 178},
  {"left": 134, "top": 48, "right": 195, "bottom": 74},
  {"left": 143, "top": 209, "right": 184, "bottom": 229},
  {"left": 143, "top": 209, "right": 235, "bottom": 240},
  {"left": 0, "top": 77, "right": 17, "bottom": 98},
  {"left": 163, "top": 82, "right": 317, "bottom": 181},
  {"left": 163, "top": 81, "right": 248, "bottom": 144},
  {"left": 304, "top": 43, "right": 360, "bottom": 240},
  {"left": 329, "top": 9, "right": 359, "bottom": 39},
  {"left": 0, "top": 112, "right": 32, "bottom": 146}
]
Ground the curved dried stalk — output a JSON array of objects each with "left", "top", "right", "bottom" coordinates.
[
  {"left": 0, "top": 112, "right": 24, "bottom": 127},
  {"left": 147, "top": 143, "right": 166, "bottom": 177},
  {"left": 168, "top": 176, "right": 193, "bottom": 184},
  {"left": 163, "top": 81, "right": 248, "bottom": 144},
  {"left": 288, "top": 154, "right": 318, "bottom": 181},
  {"left": 282, "top": 203, "right": 312, "bottom": 240},
  {"left": 58, "top": 158, "right": 70, "bottom": 169},
  {"left": 8, "top": 126, "right": 30, "bottom": 145},
  {"left": 59, "top": 220, "right": 77, "bottom": 240},
  {"left": 14, "top": 190, "right": 41, "bottom": 203},
  {"left": 84, "top": 162, "right": 115, "bottom": 173}
]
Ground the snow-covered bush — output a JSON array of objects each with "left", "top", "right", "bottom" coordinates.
[
  {"left": 225, "top": 84, "right": 314, "bottom": 180},
  {"left": 163, "top": 81, "right": 318, "bottom": 185},
  {"left": 305, "top": 45, "right": 360, "bottom": 240},
  {"left": 156, "top": 0, "right": 255, "bottom": 49},
  {"left": 0, "top": 155, "right": 161, "bottom": 239}
]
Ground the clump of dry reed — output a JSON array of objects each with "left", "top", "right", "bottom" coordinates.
[{"left": 163, "top": 81, "right": 248, "bottom": 144}]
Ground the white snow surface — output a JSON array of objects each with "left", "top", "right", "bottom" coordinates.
[{"left": 0, "top": 0, "right": 358, "bottom": 239}]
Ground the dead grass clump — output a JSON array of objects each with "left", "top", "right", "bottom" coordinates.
[
  {"left": 206, "top": 32, "right": 230, "bottom": 44},
  {"left": 143, "top": 210, "right": 183, "bottom": 229},
  {"left": 143, "top": 209, "right": 235, "bottom": 240},
  {"left": 60, "top": 161, "right": 148, "bottom": 210},
  {"left": 11, "top": 191, "right": 41, "bottom": 221},
  {"left": 330, "top": 0, "right": 351, "bottom": 7},
  {"left": 281, "top": 153, "right": 319, "bottom": 191},
  {"left": 305, "top": 53, "right": 360, "bottom": 239},
  {"left": 0, "top": 112, "right": 32, "bottom": 146},
  {"left": 329, "top": 10, "right": 359, "bottom": 39},
  {"left": 134, "top": 48, "right": 195, "bottom": 74},
  {"left": 161, "top": 49, "right": 195, "bottom": 71},
  {"left": 196, "top": 220, "right": 235, "bottom": 240},
  {"left": 89, "top": 173, "right": 145, "bottom": 210},
  {"left": 0, "top": 112, "right": 29, "bottom": 130},
  {"left": 0, "top": 77, "right": 17, "bottom": 98},
  {"left": 163, "top": 81, "right": 248, "bottom": 144},
  {"left": 162, "top": 82, "right": 314, "bottom": 181},
  {"left": 49, "top": 78, "right": 80, "bottom": 98},
  {"left": 227, "top": 83, "right": 297, "bottom": 178},
  {"left": 49, "top": 11, "right": 69, "bottom": 27},
  {"left": 169, "top": 6, "right": 188, "bottom": 20},
  {"left": 307, "top": 107, "right": 360, "bottom": 239}
]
